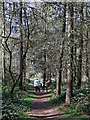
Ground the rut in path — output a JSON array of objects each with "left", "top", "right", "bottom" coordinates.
[{"left": 28, "top": 89, "right": 65, "bottom": 120}]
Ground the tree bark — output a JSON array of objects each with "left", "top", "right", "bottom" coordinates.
[
  {"left": 22, "top": 3, "right": 27, "bottom": 87},
  {"left": 77, "top": 4, "right": 83, "bottom": 89},
  {"left": 19, "top": 2, "right": 23, "bottom": 89},
  {"left": 43, "top": 3, "right": 47, "bottom": 85},
  {"left": 2, "top": 2, "right": 6, "bottom": 80},
  {"left": 49, "top": 64, "right": 51, "bottom": 83},
  {"left": 65, "top": 3, "right": 73, "bottom": 105},
  {"left": 43, "top": 49, "right": 46, "bottom": 84},
  {"left": 56, "top": 3, "right": 66, "bottom": 95},
  {"left": 86, "top": 3, "right": 89, "bottom": 87}
]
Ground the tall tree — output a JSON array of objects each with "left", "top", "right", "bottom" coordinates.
[
  {"left": 2, "top": 2, "right": 6, "bottom": 80},
  {"left": 43, "top": 48, "right": 47, "bottom": 84},
  {"left": 85, "top": 3, "right": 89, "bottom": 87},
  {"left": 77, "top": 3, "right": 84, "bottom": 88},
  {"left": 65, "top": 3, "right": 73, "bottom": 105},
  {"left": 43, "top": 3, "right": 47, "bottom": 85},
  {"left": 56, "top": 3, "right": 66, "bottom": 95},
  {"left": 22, "top": 3, "right": 27, "bottom": 87},
  {"left": 19, "top": 2, "right": 23, "bottom": 89}
]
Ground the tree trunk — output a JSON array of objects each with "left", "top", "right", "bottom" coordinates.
[
  {"left": 74, "top": 43, "right": 77, "bottom": 83},
  {"left": 77, "top": 4, "right": 83, "bottom": 89},
  {"left": 22, "top": 4, "right": 27, "bottom": 87},
  {"left": 73, "top": 6, "right": 78, "bottom": 84},
  {"left": 22, "top": 58, "right": 26, "bottom": 87},
  {"left": 43, "top": 49, "right": 46, "bottom": 84},
  {"left": 56, "top": 3, "right": 66, "bottom": 95},
  {"left": 65, "top": 3, "right": 73, "bottom": 105},
  {"left": 2, "top": 2, "right": 6, "bottom": 80},
  {"left": 86, "top": 3, "right": 89, "bottom": 87},
  {"left": 49, "top": 65, "right": 51, "bottom": 83},
  {"left": 43, "top": 4, "right": 47, "bottom": 85},
  {"left": 56, "top": 69, "right": 61, "bottom": 95},
  {"left": 19, "top": 2, "right": 23, "bottom": 89}
]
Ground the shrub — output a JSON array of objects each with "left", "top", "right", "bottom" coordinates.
[
  {"left": 71, "top": 88, "right": 90, "bottom": 115},
  {"left": 49, "top": 91, "right": 66, "bottom": 106},
  {"left": 2, "top": 84, "right": 33, "bottom": 119}
]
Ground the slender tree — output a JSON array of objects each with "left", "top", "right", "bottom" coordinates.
[
  {"left": 2, "top": 2, "right": 6, "bottom": 80},
  {"left": 85, "top": 3, "right": 89, "bottom": 87},
  {"left": 19, "top": 2, "right": 23, "bottom": 89},
  {"left": 43, "top": 3, "right": 47, "bottom": 85},
  {"left": 56, "top": 3, "right": 66, "bottom": 95},
  {"left": 77, "top": 3, "right": 84, "bottom": 89},
  {"left": 65, "top": 3, "right": 73, "bottom": 105},
  {"left": 22, "top": 3, "right": 27, "bottom": 87}
]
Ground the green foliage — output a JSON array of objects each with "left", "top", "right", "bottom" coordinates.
[
  {"left": 51, "top": 87, "right": 90, "bottom": 118},
  {"left": 29, "top": 72, "right": 35, "bottom": 78},
  {"left": 26, "top": 78, "right": 30, "bottom": 83},
  {"left": 50, "top": 80, "right": 56, "bottom": 91},
  {"left": 15, "top": 112, "right": 30, "bottom": 118},
  {"left": 49, "top": 91, "right": 66, "bottom": 106},
  {"left": 60, "top": 107, "right": 89, "bottom": 119},
  {"left": 65, "top": 108, "right": 76, "bottom": 113},
  {"left": 2, "top": 84, "right": 34, "bottom": 119},
  {"left": 58, "top": 107, "right": 63, "bottom": 111},
  {"left": 18, "top": 97, "right": 32, "bottom": 110},
  {"left": 71, "top": 88, "right": 90, "bottom": 115},
  {"left": 61, "top": 112, "right": 77, "bottom": 117},
  {"left": 27, "top": 91, "right": 35, "bottom": 98},
  {"left": 58, "top": 88, "right": 90, "bottom": 118},
  {"left": 25, "top": 84, "right": 33, "bottom": 91},
  {"left": 46, "top": 90, "right": 52, "bottom": 94}
]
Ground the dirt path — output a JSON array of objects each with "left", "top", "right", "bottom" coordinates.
[{"left": 29, "top": 90, "right": 65, "bottom": 120}]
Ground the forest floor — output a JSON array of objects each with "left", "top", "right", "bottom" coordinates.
[{"left": 28, "top": 88, "right": 66, "bottom": 120}]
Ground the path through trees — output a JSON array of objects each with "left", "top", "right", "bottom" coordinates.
[
  {"left": 1, "top": 1, "right": 90, "bottom": 119},
  {"left": 29, "top": 89, "right": 65, "bottom": 120}
]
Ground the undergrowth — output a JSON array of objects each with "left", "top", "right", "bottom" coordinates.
[
  {"left": 49, "top": 88, "right": 90, "bottom": 118},
  {"left": 2, "top": 84, "right": 34, "bottom": 119}
]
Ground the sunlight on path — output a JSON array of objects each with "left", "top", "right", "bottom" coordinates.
[{"left": 28, "top": 89, "right": 64, "bottom": 119}]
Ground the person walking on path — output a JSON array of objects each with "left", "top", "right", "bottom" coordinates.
[
  {"left": 34, "top": 79, "right": 40, "bottom": 92},
  {"left": 42, "top": 81, "right": 48, "bottom": 92}
]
